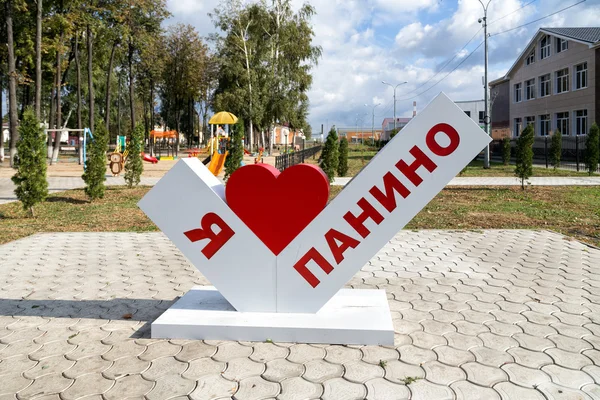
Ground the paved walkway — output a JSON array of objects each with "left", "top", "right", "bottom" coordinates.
[
  {"left": 1, "top": 230, "right": 600, "bottom": 399},
  {"left": 2, "top": 175, "right": 600, "bottom": 205}
]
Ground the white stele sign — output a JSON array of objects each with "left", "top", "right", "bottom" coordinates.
[{"left": 139, "top": 93, "right": 492, "bottom": 315}]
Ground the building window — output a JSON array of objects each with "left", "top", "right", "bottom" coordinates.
[
  {"left": 539, "top": 74, "right": 551, "bottom": 97},
  {"left": 514, "top": 118, "right": 522, "bottom": 137},
  {"left": 540, "top": 35, "right": 551, "bottom": 59},
  {"left": 575, "top": 62, "right": 587, "bottom": 89},
  {"left": 556, "top": 112, "right": 569, "bottom": 135},
  {"left": 526, "top": 49, "right": 535, "bottom": 65},
  {"left": 540, "top": 115, "right": 550, "bottom": 136},
  {"left": 464, "top": 111, "right": 471, "bottom": 117},
  {"left": 556, "top": 38, "right": 568, "bottom": 53},
  {"left": 478, "top": 111, "right": 485, "bottom": 124},
  {"left": 514, "top": 83, "right": 522, "bottom": 103},
  {"left": 555, "top": 68, "right": 569, "bottom": 94},
  {"left": 575, "top": 110, "right": 588, "bottom": 135},
  {"left": 525, "top": 79, "right": 535, "bottom": 100},
  {"left": 525, "top": 116, "right": 536, "bottom": 135}
]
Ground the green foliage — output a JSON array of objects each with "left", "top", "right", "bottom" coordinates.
[
  {"left": 82, "top": 121, "right": 108, "bottom": 200},
  {"left": 515, "top": 124, "right": 534, "bottom": 189},
  {"left": 389, "top": 128, "right": 400, "bottom": 139},
  {"left": 502, "top": 137, "right": 511, "bottom": 166},
  {"left": 585, "top": 123, "right": 599, "bottom": 176},
  {"left": 337, "top": 137, "right": 349, "bottom": 177},
  {"left": 124, "top": 124, "right": 144, "bottom": 188},
  {"left": 550, "top": 130, "right": 562, "bottom": 170},
  {"left": 11, "top": 109, "right": 48, "bottom": 216},
  {"left": 320, "top": 127, "right": 339, "bottom": 182},
  {"left": 224, "top": 119, "right": 245, "bottom": 180}
]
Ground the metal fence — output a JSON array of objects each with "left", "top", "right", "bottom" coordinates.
[
  {"left": 275, "top": 145, "right": 322, "bottom": 171},
  {"left": 489, "top": 136, "right": 600, "bottom": 173}
]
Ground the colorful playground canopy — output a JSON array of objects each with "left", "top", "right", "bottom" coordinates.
[
  {"left": 209, "top": 111, "right": 238, "bottom": 125},
  {"left": 150, "top": 130, "right": 178, "bottom": 139}
]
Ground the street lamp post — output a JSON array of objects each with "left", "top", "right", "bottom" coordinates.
[
  {"left": 479, "top": 0, "right": 491, "bottom": 169},
  {"left": 365, "top": 103, "right": 381, "bottom": 145},
  {"left": 382, "top": 81, "right": 408, "bottom": 135}
]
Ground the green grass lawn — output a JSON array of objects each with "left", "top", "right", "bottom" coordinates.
[{"left": 2, "top": 185, "right": 598, "bottom": 248}]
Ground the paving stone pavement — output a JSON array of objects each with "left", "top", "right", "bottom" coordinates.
[{"left": 1, "top": 230, "right": 600, "bottom": 399}]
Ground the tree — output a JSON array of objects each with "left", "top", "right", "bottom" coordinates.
[
  {"left": 502, "top": 137, "right": 511, "bottom": 166},
  {"left": 515, "top": 124, "right": 534, "bottom": 189},
  {"left": 585, "top": 123, "right": 599, "bottom": 176},
  {"left": 550, "top": 130, "right": 562, "bottom": 170},
  {"left": 124, "top": 123, "right": 144, "bottom": 187},
  {"left": 337, "top": 137, "right": 348, "bottom": 176},
  {"left": 224, "top": 119, "right": 244, "bottom": 180},
  {"left": 5, "top": 0, "right": 19, "bottom": 167},
  {"left": 11, "top": 109, "right": 48, "bottom": 216},
  {"left": 389, "top": 128, "right": 400, "bottom": 139},
  {"left": 34, "top": 0, "right": 42, "bottom": 120},
  {"left": 82, "top": 119, "right": 108, "bottom": 200},
  {"left": 320, "top": 127, "right": 339, "bottom": 182}
]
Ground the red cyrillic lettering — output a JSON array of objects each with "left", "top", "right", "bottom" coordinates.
[
  {"left": 184, "top": 213, "right": 235, "bottom": 260},
  {"left": 325, "top": 229, "right": 360, "bottom": 264},
  {"left": 343, "top": 198, "right": 384, "bottom": 239},
  {"left": 426, "top": 123, "right": 460, "bottom": 156},
  {"left": 293, "top": 248, "right": 334, "bottom": 288},
  {"left": 369, "top": 172, "right": 411, "bottom": 213},
  {"left": 395, "top": 146, "right": 437, "bottom": 187}
]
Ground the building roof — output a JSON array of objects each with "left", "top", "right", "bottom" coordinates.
[
  {"left": 498, "top": 27, "right": 600, "bottom": 81},
  {"left": 455, "top": 99, "right": 484, "bottom": 104},
  {"left": 541, "top": 27, "right": 600, "bottom": 44}
]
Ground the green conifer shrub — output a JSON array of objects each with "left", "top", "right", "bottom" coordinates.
[
  {"left": 124, "top": 124, "right": 144, "bottom": 187},
  {"left": 224, "top": 119, "right": 244, "bottom": 180},
  {"left": 82, "top": 121, "right": 108, "bottom": 200},
  {"left": 11, "top": 108, "right": 48, "bottom": 216},
  {"left": 502, "top": 137, "right": 511, "bottom": 166},
  {"left": 515, "top": 124, "right": 534, "bottom": 189},
  {"left": 337, "top": 137, "right": 349, "bottom": 176},
  {"left": 550, "top": 129, "right": 562, "bottom": 170},
  {"left": 585, "top": 123, "right": 599, "bottom": 176},
  {"left": 320, "top": 127, "right": 339, "bottom": 182}
]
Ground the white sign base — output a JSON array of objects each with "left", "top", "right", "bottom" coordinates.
[{"left": 152, "top": 286, "right": 394, "bottom": 345}]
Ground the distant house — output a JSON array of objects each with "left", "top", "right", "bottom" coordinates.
[
  {"left": 273, "top": 125, "right": 304, "bottom": 146},
  {"left": 490, "top": 27, "right": 599, "bottom": 137},
  {"left": 455, "top": 100, "right": 486, "bottom": 129},
  {"left": 337, "top": 128, "right": 382, "bottom": 143},
  {"left": 380, "top": 117, "right": 412, "bottom": 141}
]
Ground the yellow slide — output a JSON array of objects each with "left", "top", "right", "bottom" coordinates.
[{"left": 208, "top": 151, "right": 228, "bottom": 176}]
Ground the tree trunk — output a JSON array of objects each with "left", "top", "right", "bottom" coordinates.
[
  {"left": 35, "top": 0, "right": 42, "bottom": 120},
  {"left": 51, "top": 32, "right": 64, "bottom": 165},
  {"left": 128, "top": 40, "right": 135, "bottom": 133},
  {"left": 117, "top": 73, "right": 121, "bottom": 138},
  {"left": 105, "top": 40, "right": 117, "bottom": 132},
  {"left": 75, "top": 33, "right": 83, "bottom": 164},
  {"left": 5, "top": 0, "right": 19, "bottom": 167},
  {"left": 0, "top": 74, "right": 4, "bottom": 162},
  {"left": 48, "top": 72, "right": 56, "bottom": 157},
  {"left": 87, "top": 25, "right": 94, "bottom": 134}
]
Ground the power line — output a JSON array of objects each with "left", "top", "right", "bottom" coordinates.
[
  {"left": 490, "top": 0, "right": 586, "bottom": 36},
  {"left": 489, "top": 0, "right": 538, "bottom": 25},
  {"left": 396, "top": 41, "right": 484, "bottom": 102}
]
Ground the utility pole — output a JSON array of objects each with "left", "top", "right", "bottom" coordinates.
[
  {"left": 382, "top": 81, "right": 408, "bottom": 134},
  {"left": 366, "top": 103, "right": 380, "bottom": 145},
  {"left": 479, "top": 0, "right": 491, "bottom": 169}
]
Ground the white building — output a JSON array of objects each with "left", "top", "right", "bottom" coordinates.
[{"left": 455, "top": 100, "right": 485, "bottom": 129}]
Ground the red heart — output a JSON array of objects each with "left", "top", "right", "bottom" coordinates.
[{"left": 226, "top": 164, "right": 330, "bottom": 255}]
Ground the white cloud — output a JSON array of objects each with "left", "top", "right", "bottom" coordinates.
[{"left": 164, "top": 0, "right": 600, "bottom": 132}]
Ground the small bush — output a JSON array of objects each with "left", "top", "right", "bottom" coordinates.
[
  {"left": 320, "top": 127, "right": 339, "bottom": 182},
  {"left": 515, "top": 124, "right": 534, "bottom": 189},
  {"left": 502, "top": 137, "right": 511, "bottom": 166},
  {"left": 124, "top": 124, "right": 144, "bottom": 187},
  {"left": 337, "top": 137, "right": 349, "bottom": 176},
  {"left": 224, "top": 119, "right": 244, "bottom": 180},
  {"left": 11, "top": 108, "right": 48, "bottom": 216},
  {"left": 585, "top": 123, "right": 599, "bottom": 176},
  {"left": 83, "top": 121, "right": 108, "bottom": 200},
  {"left": 550, "top": 129, "right": 562, "bottom": 170}
]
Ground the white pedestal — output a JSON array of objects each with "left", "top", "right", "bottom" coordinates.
[{"left": 152, "top": 286, "right": 394, "bottom": 345}]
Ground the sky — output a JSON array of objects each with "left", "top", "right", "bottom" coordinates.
[{"left": 3, "top": 0, "right": 600, "bottom": 134}]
